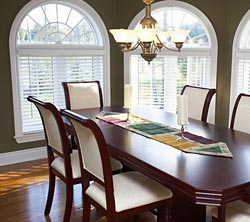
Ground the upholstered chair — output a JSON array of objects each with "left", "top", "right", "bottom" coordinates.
[
  {"left": 207, "top": 94, "right": 250, "bottom": 221},
  {"left": 181, "top": 85, "right": 216, "bottom": 123},
  {"left": 230, "top": 93, "right": 250, "bottom": 134},
  {"left": 207, "top": 200, "right": 250, "bottom": 222},
  {"left": 27, "top": 96, "right": 82, "bottom": 222},
  {"left": 62, "top": 109, "right": 173, "bottom": 222},
  {"left": 62, "top": 80, "right": 123, "bottom": 172}
]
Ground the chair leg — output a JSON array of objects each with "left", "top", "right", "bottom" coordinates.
[
  {"left": 63, "top": 182, "right": 73, "bottom": 222},
  {"left": 157, "top": 206, "right": 167, "bottom": 222},
  {"left": 44, "top": 173, "right": 55, "bottom": 215},
  {"left": 83, "top": 195, "right": 91, "bottom": 222}
]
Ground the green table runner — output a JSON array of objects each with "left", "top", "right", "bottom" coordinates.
[{"left": 96, "top": 111, "right": 233, "bottom": 158}]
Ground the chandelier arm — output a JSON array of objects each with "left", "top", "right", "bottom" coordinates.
[
  {"left": 155, "top": 34, "right": 179, "bottom": 52},
  {"left": 120, "top": 40, "right": 141, "bottom": 52},
  {"left": 161, "top": 44, "right": 179, "bottom": 52}
]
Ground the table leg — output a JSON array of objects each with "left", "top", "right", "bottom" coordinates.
[
  {"left": 171, "top": 192, "right": 206, "bottom": 222},
  {"left": 217, "top": 206, "right": 225, "bottom": 222}
]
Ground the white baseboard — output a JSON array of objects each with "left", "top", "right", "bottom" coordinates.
[{"left": 0, "top": 147, "right": 47, "bottom": 166}]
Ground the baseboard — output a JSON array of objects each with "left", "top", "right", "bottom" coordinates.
[{"left": 0, "top": 147, "right": 47, "bottom": 166}]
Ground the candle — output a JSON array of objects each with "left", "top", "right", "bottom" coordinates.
[
  {"left": 124, "top": 84, "right": 133, "bottom": 109},
  {"left": 177, "top": 95, "right": 188, "bottom": 125}
]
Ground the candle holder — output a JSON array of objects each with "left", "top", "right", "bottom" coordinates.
[
  {"left": 177, "top": 124, "right": 188, "bottom": 142},
  {"left": 125, "top": 108, "right": 130, "bottom": 121}
]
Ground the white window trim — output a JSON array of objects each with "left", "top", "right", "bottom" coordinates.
[
  {"left": 124, "top": 0, "right": 218, "bottom": 87},
  {"left": 9, "top": 0, "right": 110, "bottom": 143},
  {"left": 229, "top": 9, "right": 250, "bottom": 125}
]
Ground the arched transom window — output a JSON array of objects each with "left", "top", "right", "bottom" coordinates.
[{"left": 10, "top": 0, "right": 110, "bottom": 143}]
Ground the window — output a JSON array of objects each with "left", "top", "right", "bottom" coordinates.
[
  {"left": 124, "top": 0, "right": 217, "bottom": 116},
  {"left": 10, "top": 0, "right": 110, "bottom": 143},
  {"left": 230, "top": 9, "right": 250, "bottom": 121}
]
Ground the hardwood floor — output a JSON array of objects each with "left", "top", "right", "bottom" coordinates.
[{"left": 0, "top": 159, "right": 157, "bottom": 222}]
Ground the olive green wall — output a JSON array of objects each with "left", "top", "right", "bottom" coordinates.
[{"left": 0, "top": 0, "right": 249, "bottom": 154}]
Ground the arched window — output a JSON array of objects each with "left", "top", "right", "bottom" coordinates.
[
  {"left": 230, "top": 9, "right": 250, "bottom": 121},
  {"left": 10, "top": 0, "right": 110, "bottom": 143},
  {"left": 124, "top": 0, "right": 217, "bottom": 117}
]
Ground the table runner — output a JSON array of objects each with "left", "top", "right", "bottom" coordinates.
[{"left": 96, "top": 111, "right": 233, "bottom": 157}]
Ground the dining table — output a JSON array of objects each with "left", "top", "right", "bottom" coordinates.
[{"left": 63, "top": 105, "right": 250, "bottom": 222}]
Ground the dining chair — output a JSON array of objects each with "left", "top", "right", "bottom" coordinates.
[
  {"left": 62, "top": 80, "right": 103, "bottom": 110},
  {"left": 62, "top": 109, "right": 173, "bottom": 222},
  {"left": 62, "top": 80, "right": 123, "bottom": 172},
  {"left": 27, "top": 96, "right": 123, "bottom": 222},
  {"left": 207, "top": 95, "right": 250, "bottom": 221},
  {"left": 230, "top": 93, "right": 250, "bottom": 134},
  {"left": 207, "top": 200, "right": 250, "bottom": 222},
  {"left": 181, "top": 85, "right": 216, "bottom": 123},
  {"left": 27, "top": 96, "right": 82, "bottom": 222}
]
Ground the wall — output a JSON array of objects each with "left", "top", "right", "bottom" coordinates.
[{"left": 0, "top": 0, "right": 249, "bottom": 154}]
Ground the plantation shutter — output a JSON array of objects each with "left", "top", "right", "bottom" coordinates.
[
  {"left": 18, "top": 55, "right": 104, "bottom": 134},
  {"left": 236, "top": 58, "right": 250, "bottom": 95},
  {"left": 131, "top": 55, "right": 211, "bottom": 113}
]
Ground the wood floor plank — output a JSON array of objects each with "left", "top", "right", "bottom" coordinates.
[{"left": 0, "top": 159, "right": 156, "bottom": 222}]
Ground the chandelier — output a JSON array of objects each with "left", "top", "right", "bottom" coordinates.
[{"left": 110, "top": 0, "right": 190, "bottom": 64}]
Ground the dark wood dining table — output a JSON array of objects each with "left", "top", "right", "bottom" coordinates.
[{"left": 63, "top": 105, "right": 250, "bottom": 222}]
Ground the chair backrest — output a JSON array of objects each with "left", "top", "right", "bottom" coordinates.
[
  {"left": 62, "top": 81, "right": 103, "bottom": 110},
  {"left": 62, "top": 109, "right": 113, "bottom": 186},
  {"left": 230, "top": 93, "right": 250, "bottom": 134},
  {"left": 27, "top": 96, "right": 72, "bottom": 174},
  {"left": 181, "top": 85, "right": 216, "bottom": 122}
]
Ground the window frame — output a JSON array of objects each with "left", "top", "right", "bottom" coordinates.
[
  {"left": 9, "top": 0, "right": 110, "bottom": 143},
  {"left": 230, "top": 9, "right": 250, "bottom": 124},
  {"left": 124, "top": 0, "right": 218, "bottom": 101}
]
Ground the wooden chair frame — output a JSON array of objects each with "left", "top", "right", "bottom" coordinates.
[
  {"left": 62, "top": 109, "right": 172, "bottom": 222},
  {"left": 27, "top": 96, "right": 82, "bottom": 222}
]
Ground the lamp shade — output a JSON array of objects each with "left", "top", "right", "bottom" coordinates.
[
  {"left": 171, "top": 30, "right": 190, "bottom": 43},
  {"left": 137, "top": 28, "right": 158, "bottom": 42},
  {"left": 155, "top": 31, "right": 170, "bottom": 43},
  {"left": 110, "top": 29, "right": 136, "bottom": 43}
]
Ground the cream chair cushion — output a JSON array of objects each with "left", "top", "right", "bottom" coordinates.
[
  {"left": 109, "top": 157, "right": 123, "bottom": 172},
  {"left": 233, "top": 96, "right": 250, "bottom": 134},
  {"left": 208, "top": 200, "right": 250, "bottom": 222},
  {"left": 51, "top": 150, "right": 81, "bottom": 179},
  {"left": 67, "top": 82, "right": 101, "bottom": 110},
  {"left": 51, "top": 150, "right": 122, "bottom": 179},
  {"left": 182, "top": 86, "right": 210, "bottom": 121},
  {"left": 86, "top": 171, "right": 173, "bottom": 212}
]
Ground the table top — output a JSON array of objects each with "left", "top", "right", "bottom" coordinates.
[{"left": 66, "top": 105, "right": 250, "bottom": 206}]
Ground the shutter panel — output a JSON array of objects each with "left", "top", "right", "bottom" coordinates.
[
  {"left": 18, "top": 55, "right": 104, "bottom": 134},
  {"left": 237, "top": 58, "right": 250, "bottom": 94},
  {"left": 130, "top": 55, "right": 211, "bottom": 113}
]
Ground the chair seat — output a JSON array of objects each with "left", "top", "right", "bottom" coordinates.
[
  {"left": 86, "top": 171, "right": 173, "bottom": 212},
  {"left": 110, "top": 157, "right": 123, "bottom": 171},
  {"left": 51, "top": 150, "right": 81, "bottom": 179},
  {"left": 52, "top": 151, "right": 122, "bottom": 179},
  {"left": 207, "top": 200, "right": 250, "bottom": 222}
]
